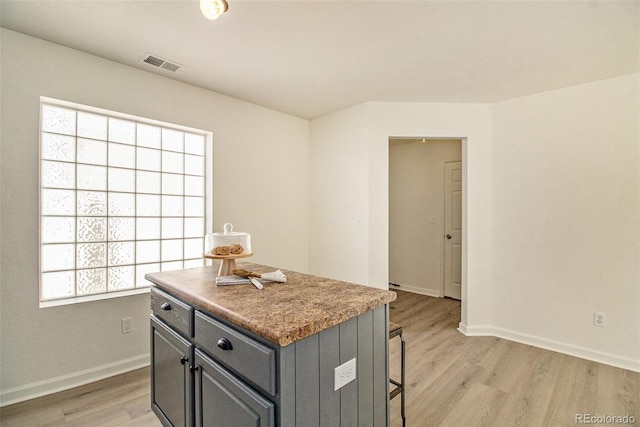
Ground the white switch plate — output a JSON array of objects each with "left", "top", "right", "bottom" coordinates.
[
  {"left": 594, "top": 312, "right": 606, "bottom": 327},
  {"left": 334, "top": 358, "right": 356, "bottom": 391},
  {"left": 121, "top": 317, "right": 132, "bottom": 334}
]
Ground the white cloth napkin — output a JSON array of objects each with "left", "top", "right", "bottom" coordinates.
[
  {"left": 216, "top": 270, "right": 287, "bottom": 286},
  {"left": 260, "top": 270, "right": 287, "bottom": 283}
]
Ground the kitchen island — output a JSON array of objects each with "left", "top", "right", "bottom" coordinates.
[{"left": 146, "top": 263, "right": 397, "bottom": 427}]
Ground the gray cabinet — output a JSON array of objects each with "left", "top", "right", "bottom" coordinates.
[
  {"left": 151, "top": 287, "right": 273, "bottom": 427},
  {"left": 151, "top": 316, "right": 193, "bottom": 427},
  {"left": 194, "top": 349, "right": 274, "bottom": 427},
  {"left": 150, "top": 286, "right": 390, "bottom": 427}
]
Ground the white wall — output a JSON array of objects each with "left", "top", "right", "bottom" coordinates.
[
  {"left": 0, "top": 29, "right": 309, "bottom": 404},
  {"left": 309, "top": 102, "right": 495, "bottom": 331},
  {"left": 389, "top": 140, "right": 462, "bottom": 296},
  {"left": 489, "top": 74, "right": 640, "bottom": 370},
  {"left": 308, "top": 104, "right": 373, "bottom": 285},
  {"left": 309, "top": 75, "right": 639, "bottom": 372}
]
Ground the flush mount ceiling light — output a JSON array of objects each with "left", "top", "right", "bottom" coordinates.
[{"left": 200, "top": 0, "right": 228, "bottom": 20}]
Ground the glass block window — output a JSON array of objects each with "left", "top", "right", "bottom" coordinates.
[{"left": 39, "top": 97, "right": 212, "bottom": 307}]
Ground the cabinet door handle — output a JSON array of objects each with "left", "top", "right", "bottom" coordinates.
[
  {"left": 217, "top": 337, "right": 233, "bottom": 351},
  {"left": 190, "top": 365, "right": 198, "bottom": 373},
  {"left": 180, "top": 356, "right": 188, "bottom": 365},
  {"left": 160, "top": 302, "right": 171, "bottom": 310}
]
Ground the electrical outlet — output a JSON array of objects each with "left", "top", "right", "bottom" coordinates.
[
  {"left": 122, "top": 317, "right": 132, "bottom": 334},
  {"left": 334, "top": 358, "right": 356, "bottom": 391},
  {"left": 594, "top": 312, "right": 606, "bottom": 327}
]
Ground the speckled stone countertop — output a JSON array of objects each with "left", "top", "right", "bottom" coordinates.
[{"left": 145, "top": 262, "right": 396, "bottom": 346}]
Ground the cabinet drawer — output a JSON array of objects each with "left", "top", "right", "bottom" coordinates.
[
  {"left": 195, "top": 311, "right": 276, "bottom": 396},
  {"left": 151, "top": 287, "right": 193, "bottom": 338}
]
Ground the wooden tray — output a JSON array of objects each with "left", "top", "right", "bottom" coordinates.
[{"left": 203, "top": 252, "right": 253, "bottom": 276}]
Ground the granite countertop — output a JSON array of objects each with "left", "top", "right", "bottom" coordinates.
[{"left": 145, "top": 262, "right": 396, "bottom": 346}]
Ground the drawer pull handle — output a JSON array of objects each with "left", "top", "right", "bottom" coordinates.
[
  {"left": 217, "top": 337, "right": 233, "bottom": 351},
  {"left": 180, "top": 356, "right": 188, "bottom": 365},
  {"left": 160, "top": 302, "right": 171, "bottom": 311}
]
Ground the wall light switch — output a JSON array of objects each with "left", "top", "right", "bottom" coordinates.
[{"left": 334, "top": 358, "right": 356, "bottom": 391}]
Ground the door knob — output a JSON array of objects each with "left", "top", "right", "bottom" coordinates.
[{"left": 446, "top": 234, "right": 452, "bottom": 239}]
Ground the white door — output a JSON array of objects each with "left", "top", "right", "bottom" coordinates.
[{"left": 444, "top": 161, "right": 462, "bottom": 300}]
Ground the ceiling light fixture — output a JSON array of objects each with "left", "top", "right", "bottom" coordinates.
[{"left": 200, "top": 0, "right": 228, "bottom": 20}]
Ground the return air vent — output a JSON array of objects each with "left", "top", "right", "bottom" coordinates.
[{"left": 140, "top": 53, "right": 183, "bottom": 73}]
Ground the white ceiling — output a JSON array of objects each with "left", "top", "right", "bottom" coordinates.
[{"left": 1, "top": 0, "right": 638, "bottom": 119}]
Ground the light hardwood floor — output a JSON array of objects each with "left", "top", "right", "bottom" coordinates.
[
  {"left": 0, "top": 368, "right": 161, "bottom": 427},
  {"left": 1, "top": 290, "right": 637, "bottom": 426},
  {"left": 388, "top": 290, "right": 638, "bottom": 427}
]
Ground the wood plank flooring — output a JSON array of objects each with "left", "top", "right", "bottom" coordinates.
[
  {"left": 1, "top": 290, "right": 637, "bottom": 426},
  {"left": 0, "top": 368, "right": 161, "bottom": 427},
  {"left": 388, "top": 290, "right": 639, "bottom": 427}
]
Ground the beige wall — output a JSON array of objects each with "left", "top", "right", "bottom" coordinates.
[
  {"left": 389, "top": 140, "right": 462, "bottom": 296},
  {"left": 0, "top": 29, "right": 309, "bottom": 404}
]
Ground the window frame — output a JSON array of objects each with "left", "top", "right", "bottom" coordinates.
[{"left": 39, "top": 97, "right": 213, "bottom": 308}]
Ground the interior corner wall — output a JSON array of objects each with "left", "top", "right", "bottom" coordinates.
[
  {"left": 0, "top": 29, "right": 309, "bottom": 404},
  {"left": 490, "top": 74, "right": 640, "bottom": 370},
  {"left": 310, "top": 79, "right": 639, "bottom": 371}
]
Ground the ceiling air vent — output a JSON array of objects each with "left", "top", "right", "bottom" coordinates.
[{"left": 140, "top": 53, "right": 183, "bottom": 73}]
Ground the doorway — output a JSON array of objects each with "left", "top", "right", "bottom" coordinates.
[{"left": 388, "top": 138, "right": 462, "bottom": 299}]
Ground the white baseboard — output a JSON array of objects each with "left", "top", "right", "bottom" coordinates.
[
  {"left": 389, "top": 283, "right": 441, "bottom": 298},
  {"left": 0, "top": 353, "right": 150, "bottom": 407},
  {"left": 458, "top": 323, "right": 640, "bottom": 373}
]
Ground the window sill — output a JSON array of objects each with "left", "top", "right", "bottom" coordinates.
[{"left": 40, "top": 287, "right": 151, "bottom": 308}]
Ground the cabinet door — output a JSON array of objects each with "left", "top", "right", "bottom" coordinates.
[
  {"left": 194, "top": 349, "right": 274, "bottom": 427},
  {"left": 151, "top": 316, "right": 193, "bottom": 427}
]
